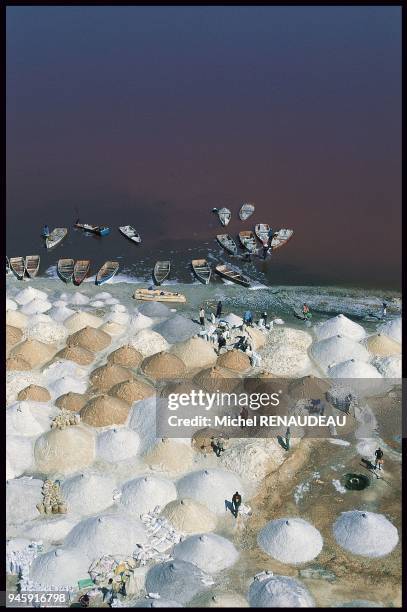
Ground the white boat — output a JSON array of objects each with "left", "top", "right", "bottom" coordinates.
[
  {"left": 95, "top": 261, "right": 119, "bottom": 285},
  {"left": 45, "top": 228, "right": 68, "bottom": 249},
  {"left": 216, "top": 234, "right": 238, "bottom": 255},
  {"left": 192, "top": 259, "right": 211, "bottom": 284},
  {"left": 254, "top": 223, "right": 270, "bottom": 244},
  {"left": 239, "top": 203, "right": 255, "bottom": 221},
  {"left": 238, "top": 231, "right": 258, "bottom": 253},
  {"left": 57, "top": 258, "right": 74, "bottom": 283},
  {"left": 153, "top": 261, "right": 171, "bottom": 285},
  {"left": 213, "top": 207, "right": 231, "bottom": 226},
  {"left": 119, "top": 225, "right": 141, "bottom": 244},
  {"left": 271, "top": 229, "right": 294, "bottom": 249}
]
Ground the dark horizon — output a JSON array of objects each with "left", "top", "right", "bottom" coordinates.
[{"left": 6, "top": 6, "right": 401, "bottom": 290}]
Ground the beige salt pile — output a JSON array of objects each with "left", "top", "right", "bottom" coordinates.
[
  {"left": 100, "top": 321, "right": 126, "bottom": 336},
  {"left": 144, "top": 438, "right": 194, "bottom": 473},
  {"left": 288, "top": 375, "right": 331, "bottom": 400},
  {"left": 217, "top": 349, "right": 251, "bottom": 373},
  {"left": 6, "top": 325, "right": 23, "bottom": 351},
  {"left": 56, "top": 345, "right": 95, "bottom": 366},
  {"left": 90, "top": 363, "right": 134, "bottom": 391},
  {"left": 34, "top": 425, "right": 96, "bottom": 475},
  {"left": 55, "top": 392, "right": 88, "bottom": 412},
  {"left": 193, "top": 366, "right": 241, "bottom": 393},
  {"left": 192, "top": 428, "right": 230, "bottom": 455},
  {"left": 161, "top": 498, "right": 217, "bottom": 534},
  {"left": 17, "top": 385, "right": 51, "bottom": 402},
  {"left": 109, "top": 377, "right": 155, "bottom": 405},
  {"left": 141, "top": 351, "right": 186, "bottom": 381},
  {"left": 64, "top": 311, "right": 103, "bottom": 333},
  {"left": 80, "top": 394, "right": 130, "bottom": 427},
  {"left": 170, "top": 337, "right": 217, "bottom": 369},
  {"left": 247, "top": 326, "right": 267, "bottom": 350},
  {"left": 10, "top": 339, "right": 56, "bottom": 368},
  {"left": 67, "top": 325, "right": 111, "bottom": 352},
  {"left": 107, "top": 345, "right": 143, "bottom": 368},
  {"left": 365, "top": 333, "right": 401, "bottom": 356},
  {"left": 6, "top": 356, "right": 31, "bottom": 371},
  {"left": 6, "top": 310, "right": 28, "bottom": 329}
]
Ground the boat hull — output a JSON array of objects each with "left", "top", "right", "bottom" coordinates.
[
  {"left": 95, "top": 262, "right": 119, "bottom": 285},
  {"left": 134, "top": 288, "right": 186, "bottom": 303},
  {"left": 73, "top": 261, "right": 90, "bottom": 286},
  {"left": 216, "top": 235, "right": 237, "bottom": 255},
  {"left": 57, "top": 259, "right": 75, "bottom": 283},
  {"left": 9, "top": 258, "right": 25, "bottom": 280},
  {"left": 25, "top": 256, "right": 40, "bottom": 278},
  {"left": 215, "top": 266, "right": 251, "bottom": 287},
  {"left": 153, "top": 261, "right": 171, "bottom": 285}
]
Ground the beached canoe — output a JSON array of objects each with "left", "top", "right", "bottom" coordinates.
[
  {"left": 57, "top": 258, "right": 75, "bottom": 283},
  {"left": 25, "top": 255, "right": 40, "bottom": 278},
  {"left": 95, "top": 261, "right": 119, "bottom": 285},
  {"left": 215, "top": 264, "right": 251, "bottom": 287},
  {"left": 73, "top": 260, "right": 91, "bottom": 286},
  {"left": 153, "top": 261, "right": 171, "bottom": 285},
  {"left": 213, "top": 207, "right": 231, "bottom": 226},
  {"left": 9, "top": 257, "right": 25, "bottom": 280},
  {"left": 238, "top": 231, "right": 258, "bottom": 253},
  {"left": 192, "top": 259, "right": 211, "bottom": 284},
  {"left": 216, "top": 234, "right": 238, "bottom": 255},
  {"left": 254, "top": 223, "right": 270, "bottom": 244},
  {"left": 133, "top": 288, "right": 186, "bottom": 303},
  {"left": 239, "top": 202, "right": 255, "bottom": 221},
  {"left": 74, "top": 221, "right": 110, "bottom": 237},
  {"left": 271, "top": 228, "right": 294, "bottom": 249},
  {"left": 119, "top": 225, "right": 141, "bottom": 244},
  {"left": 45, "top": 228, "right": 68, "bottom": 249}
]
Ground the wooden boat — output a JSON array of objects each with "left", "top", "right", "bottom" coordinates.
[
  {"left": 133, "top": 288, "right": 186, "bottom": 303},
  {"left": 212, "top": 207, "right": 231, "bottom": 226},
  {"left": 45, "top": 228, "right": 68, "bottom": 249},
  {"left": 215, "top": 264, "right": 251, "bottom": 287},
  {"left": 57, "top": 258, "right": 75, "bottom": 283},
  {"left": 239, "top": 202, "right": 255, "bottom": 221},
  {"left": 25, "top": 255, "right": 40, "bottom": 278},
  {"left": 9, "top": 257, "right": 25, "bottom": 280},
  {"left": 74, "top": 221, "right": 110, "bottom": 237},
  {"left": 254, "top": 223, "right": 270, "bottom": 244},
  {"left": 6, "top": 256, "right": 10, "bottom": 275},
  {"left": 73, "top": 260, "right": 91, "bottom": 286},
  {"left": 271, "top": 229, "right": 294, "bottom": 250},
  {"left": 153, "top": 261, "right": 171, "bottom": 285},
  {"left": 119, "top": 225, "right": 141, "bottom": 244},
  {"left": 191, "top": 259, "right": 211, "bottom": 284},
  {"left": 95, "top": 261, "right": 119, "bottom": 285},
  {"left": 216, "top": 234, "right": 237, "bottom": 255},
  {"left": 238, "top": 231, "right": 258, "bottom": 253}
]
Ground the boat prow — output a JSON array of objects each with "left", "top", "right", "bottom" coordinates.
[
  {"left": 191, "top": 259, "right": 211, "bottom": 284},
  {"left": 215, "top": 264, "right": 251, "bottom": 287},
  {"left": 95, "top": 261, "right": 119, "bottom": 285},
  {"left": 216, "top": 207, "right": 232, "bottom": 226},
  {"left": 239, "top": 202, "right": 255, "bottom": 220},
  {"left": 133, "top": 288, "right": 186, "bottom": 303},
  {"left": 45, "top": 228, "right": 68, "bottom": 249},
  {"left": 153, "top": 261, "right": 171, "bottom": 285},
  {"left": 73, "top": 260, "right": 91, "bottom": 286},
  {"left": 216, "top": 234, "right": 238, "bottom": 255},
  {"left": 119, "top": 226, "right": 141, "bottom": 244},
  {"left": 25, "top": 255, "right": 40, "bottom": 278},
  {"left": 9, "top": 257, "right": 25, "bottom": 280},
  {"left": 57, "top": 258, "right": 75, "bottom": 283},
  {"left": 271, "top": 229, "right": 294, "bottom": 249}
]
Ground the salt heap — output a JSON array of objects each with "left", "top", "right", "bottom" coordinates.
[
  {"left": 48, "top": 305, "right": 75, "bottom": 323},
  {"left": 219, "top": 439, "right": 286, "bottom": 484},
  {"left": 192, "top": 591, "right": 249, "bottom": 607},
  {"left": 288, "top": 375, "right": 331, "bottom": 400},
  {"left": 26, "top": 320, "right": 68, "bottom": 345},
  {"left": 97, "top": 427, "right": 141, "bottom": 462},
  {"left": 138, "top": 302, "right": 171, "bottom": 318},
  {"left": 177, "top": 468, "right": 244, "bottom": 514},
  {"left": 17, "top": 385, "right": 51, "bottom": 402},
  {"left": 328, "top": 359, "right": 382, "bottom": 379},
  {"left": 10, "top": 339, "right": 56, "bottom": 369},
  {"left": 53, "top": 299, "right": 68, "bottom": 307},
  {"left": 378, "top": 317, "right": 401, "bottom": 344},
  {"left": 108, "top": 345, "right": 143, "bottom": 368},
  {"left": 313, "top": 314, "right": 366, "bottom": 342},
  {"left": 67, "top": 325, "right": 111, "bottom": 351},
  {"left": 90, "top": 363, "right": 134, "bottom": 391},
  {"left": 6, "top": 356, "right": 30, "bottom": 371},
  {"left": 129, "top": 311, "right": 154, "bottom": 332},
  {"left": 6, "top": 325, "right": 23, "bottom": 351},
  {"left": 80, "top": 394, "right": 130, "bottom": 427},
  {"left": 55, "top": 392, "right": 88, "bottom": 412},
  {"left": 258, "top": 518, "right": 323, "bottom": 564},
  {"left": 374, "top": 355, "right": 401, "bottom": 378},
  {"left": 21, "top": 515, "right": 79, "bottom": 544},
  {"left": 105, "top": 311, "right": 130, "bottom": 326},
  {"left": 61, "top": 472, "right": 117, "bottom": 516},
  {"left": 130, "top": 329, "right": 170, "bottom": 357},
  {"left": 6, "top": 435, "right": 34, "bottom": 478},
  {"left": 34, "top": 425, "right": 96, "bottom": 475},
  {"left": 170, "top": 337, "right": 217, "bottom": 369},
  {"left": 95, "top": 291, "right": 112, "bottom": 300},
  {"left": 65, "top": 513, "right": 148, "bottom": 563},
  {"left": 7, "top": 401, "right": 56, "bottom": 437},
  {"left": 120, "top": 475, "right": 177, "bottom": 516},
  {"left": 48, "top": 375, "right": 88, "bottom": 398},
  {"left": 247, "top": 326, "right": 267, "bottom": 350},
  {"left": 248, "top": 573, "right": 315, "bottom": 607},
  {"left": 29, "top": 547, "right": 90, "bottom": 588},
  {"left": 174, "top": 533, "right": 239, "bottom": 573},
  {"left": 69, "top": 292, "right": 90, "bottom": 306},
  {"left": 64, "top": 312, "right": 103, "bottom": 333},
  {"left": 101, "top": 321, "right": 126, "bottom": 336},
  {"left": 6, "top": 297, "right": 18, "bottom": 310},
  {"left": 155, "top": 314, "right": 201, "bottom": 344},
  {"left": 141, "top": 352, "right": 187, "bottom": 381},
  {"left": 14, "top": 286, "right": 48, "bottom": 306},
  {"left": 145, "top": 559, "right": 210, "bottom": 605},
  {"left": 217, "top": 349, "right": 251, "bottom": 373},
  {"left": 333, "top": 510, "right": 399, "bottom": 558},
  {"left": 6, "top": 310, "right": 28, "bottom": 329},
  {"left": 6, "top": 478, "right": 44, "bottom": 526},
  {"left": 261, "top": 327, "right": 313, "bottom": 377},
  {"left": 193, "top": 366, "right": 241, "bottom": 393},
  {"left": 144, "top": 438, "right": 194, "bottom": 473},
  {"left": 21, "top": 298, "right": 52, "bottom": 315},
  {"left": 128, "top": 397, "right": 158, "bottom": 454},
  {"left": 56, "top": 345, "right": 95, "bottom": 366},
  {"left": 222, "top": 313, "right": 243, "bottom": 327},
  {"left": 365, "top": 334, "right": 401, "bottom": 356},
  {"left": 109, "top": 377, "right": 155, "bottom": 405},
  {"left": 161, "top": 498, "right": 217, "bottom": 534},
  {"left": 310, "top": 335, "right": 370, "bottom": 372}
]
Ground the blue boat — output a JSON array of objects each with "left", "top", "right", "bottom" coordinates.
[{"left": 75, "top": 220, "right": 111, "bottom": 236}]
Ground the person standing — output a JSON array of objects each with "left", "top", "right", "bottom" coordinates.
[
  {"left": 42, "top": 224, "right": 50, "bottom": 238},
  {"left": 374, "top": 447, "right": 384, "bottom": 471},
  {"left": 231, "top": 491, "right": 242, "bottom": 518},
  {"left": 199, "top": 306, "right": 205, "bottom": 327},
  {"left": 217, "top": 333, "right": 226, "bottom": 355},
  {"left": 262, "top": 242, "right": 269, "bottom": 260},
  {"left": 216, "top": 300, "right": 223, "bottom": 319},
  {"left": 262, "top": 311, "right": 268, "bottom": 326},
  {"left": 285, "top": 427, "right": 291, "bottom": 451},
  {"left": 381, "top": 302, "right": 387, "bottom": 318}
]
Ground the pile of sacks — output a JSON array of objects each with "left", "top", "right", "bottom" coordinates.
[
  {"left": 134, "top": 507, "right": 183, "bottom": 565},
  {"left": 89, "top": 555, "right": 137, "bottom": 591},
  {"left": 7, "top": 540, "right": 43, "bottom": 575},
  {"left": 36, "top": 480, "right": 67, "bottom": 515},
  {"left": 51, "top": 409, "right": 80, "bottom": 430}
]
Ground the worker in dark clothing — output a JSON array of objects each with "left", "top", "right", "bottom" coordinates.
[
  {"left": 285, "top": 427, "right": 291, "bottom": 451},
  {"left": 217, "top": 333, "right": 227, "bottom": 354},
  {"left": 231, "top": 491, "right": 242, "bottom": 518},
  {"left": 267, "top": 227, "right": 274, "bottom": 248},
  {"left": 374, "top": 447, "right": 384, "bottom": 471},
  {"left": 262, "top": 243, "right": 269, "bottom": 260},
  {"left": 216, "top": 301, "right": 222, "bottom": 319},
  {"left": 42, "top": 225, "right": 50, "bottom": 238},
  {"left": 199, "top": 306, "right": 205, "bottom": 327},
  {"left": 262, "top": 311, "right": 268, "bottom": 326}
]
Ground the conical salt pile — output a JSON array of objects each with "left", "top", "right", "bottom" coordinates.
[
  {"left": 101, "top": 321, "right": 126, "bottom": 336},
  {"left": 248, "top": 573, "right": 315, "bottom": 607},
  {"left": 170, "top": 337, "right": 217, "bottom": 369},
  {"left": 161, "top": 498, "right": 217, "bottom": 534},
  {"left": 247, "top": 327, "right": 267, "bottom": 349},
  {"left": 94, "top": 291, "right": 112, "bottom": 300},
  {"left": 10, "top": 339, "right": 56, "bottom": 368},
  {"left": 193, "top": 366, "right": 241, "bottom": 393},
  {"left": 6, "top": 297, "right": 18, "bottom": 310},
  {"left": 288, "top": 376, "right": 331, "bottom": 400},
  {"left": 14, "top": 286, "right": 47, "bottom": 305},
  {"left": 313, "top": 314, "right": 366, "bottom": 342},
  {"left": 378, "top": 317, "right": 401, "bottom": 344},
  {"left": 191, "top": 591, "right": 249, "bottom": 607},
  {"left": 69, "top": 292, "right": 90, "bottom": 305},
  {"left": 109, "top": 377, "right": 155, "bottom": 405},
  {"left": 145, "top": 559, "right": 210, "bottom": 605},
  {"left": 61, "top": 472, "right": 117, "bottom": 516},
  {"left": 365, "top": 334, "right": 401, "bottom": 356},
  {"left": 6, "top": 477, "right": 44, "bottom": 525},
  {"left": 222, "top": 313, "right": 243, "bottom": 327},
  {"left": 108, "top": 345, "right": 143, "bottom": 368},
  {"left": 55, "top": 392, "right": 88, "bottom": 412},
  {"left": 67, "top": 325, "right": 111, "bottom": 352},
  {"left": 64, "top": 311, "right": 103, "bottom": 333},
  {"left": 97, "top": 427, "right": 141, "bottom": 462},
  {"left": 128, "top": 311, "right": 154, "bottom": 332},
  {"left": 177, "top": 468, "right": 244, "bottom": 514},
  {"left": 310, "top": 335, "right": 370, "bottom": 372},
  {"left": 21, "top": 515, "right": 79, "bottom": 544},
  {"left": 64, "top": 512, "right": 148, "bottom": 563},
  {"left": 90, "top": 363, "right": 134, "bottom": 391},
  {"left": 138, "top": 302, "right": 171, "bottom": 317},
  {"left": 142, "top": 351, "right": 186, "bottom": 381},
  {"left": 120, "top": 475, "right": 177, "bottom": 516},
  {"left": 56, "top": 345, "right": 95, "bottom": 366},
  {"left": 105, "top": 311, "right": 130, "bottom": 326},
  {"left": 192, "top": 428, "right": 230, "bottom": 455},
  {"left": 130, "top": 329, "right": 170, "bottom": 357},
  {"left": 34, "top": 425, "right": 96, "bottom": 475},
  {"left": 29, "top": 548, "right": 90, "bottom": 588},
  {"left": 258, "top": 518, "right": 323, "bottom": 564},
  {"left": 328, "top": 359, "right": 382, "bottom": 379},
  {"left": 144, "top": 438, "right": 194, "bottom": 473},
  {"left": 48, "top": 375, "right": 88, "bottom": 398},
  {"left": 80, "top": 394, "right": 130, "bottom": 427},
  {"left": 6, "top": 325, "right": 23, "bottom": 350},
  {"left": 7, "top": 435, "right": 34, "bottom": 478},
  {"left": 174, "top": 533, "right": 239, "bottom": 573},
  {"left": 17, "top": 385, "right": 51, "bottom": 402},
  {"left": 6, "top": 356, "right": 30, "bottom": 371},
  {"left": 244, "top": 371, "right": 279, "bottom": 394},
  {"left": 26, "top": 320, "right": 68, "bottom": 345},
  {"left": 333, "top": 510, "right": 399, "bottom": 558},
  {"left": 6, "top": 310, "right": 28, "bottom": 329},
  {"left": 6, "top": 401, "right": 56, "bottom": 437},
  {"left": 155, "top": 314, "right": 201, "bottom": 344},
  {"left": 48, "top": 305, "right": 75, "bottom": 323},
  {"left": 217, "top": 349, "right": 251, "bottom": 373},
  {"left": 260, "top": 331, "right": 313, "bottom": 377},
  {"left": 21, "top": 298, "right": 52, "bottom": 315}
]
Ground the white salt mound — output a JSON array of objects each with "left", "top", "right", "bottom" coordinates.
[
  {"left": 155, "top": 315, "right": 201, "bottom": 344},
  {"left": 313, "top": 315, "right": 366, "bottom": 342},
  {"left": 111, "top": 304, "right": 127, "bottom": 313},
  {"left": 145, "top": 560, "right": 210, "bottom": 605},
  {"left": 130, "top": 329, "right": 170, "bottom": 357},
  {"left": 6, "top": 310, "right": 28, "bottom": 329},
  {"left": 174, "top": 533, "right": 239, "bottom": 573},
  {"left": 48, "top": 375, "right": 88, "bottom": 398},
  {"left": 120, "top": 475, "right": 177, "bottom": 516},
  {"left": 258, "top": 518, "right": 323, "bottom": 564},
  {"left": 95, "top": 291, "right": 113, "bottom": 300},
  {"left": 6, "top": 477, "right": 43, "bottom": 525},
  {"left": 64, "top": 311, "right": 103, "bottom": 333},
  {"left": 52, "top": 299, "right": 68, "bottom": 308},
  {"left": 7, "top": 401, "right": 57, "bottom": 437},
  {"left": 310, "top": 335, "right": 370, "bottom": 372},
  {"left": 6, "top": 435, "right": 34, "bottom": 478},
  {"left": 105, "top": 297, "right": 120, "bottom": 305},
  {"left": 26, "top": 320, "right": 68, "bottom": 345},
  {"left": 333, "top": 510, "right": 399, "bottom": 558},
  {"left": 248, "top": 574, "right": 315, "bottom": 607},
  {"left": 21, "top": 298, "right": 52, "bottom": 315},
  {"left": 49, "top": 305, "right": 75, "bottom": 323},
  {"left": 177, "top": 468, "right": 244, "bottom": 515},
  {"left": 373, "top": 355, "right": 401, "bottom": 378},
  {"left": 161, "top": 499, "right": 217, "bottom": 535},
  {"left": 101, "top": 321, "right": 126, "bottom": 336},
  {"left": 105, "top": 311, "right": 130, "bottom": 326},
  {"left": 61, "top": 472, "right": 117, "bottom": 516},
  {"left": 30, "top": 548, "right": 91, "bottom": 588},
  {"left": 128, "top": 312, "right": 154, "bottom": 332},
  {"left": 219, "top": 440, "right": 286, "bottom": 488},
  {"left": 14, "top": 286, "right": 47, "bottom": 306},
  {"left": 69, "top": 292, "right": 90, "bottom": 306},
  {"left": 34, "top": 426, "right": 96, "bottom": 476},
  {"left": 328, "top": 360, "right": 382, "bottom": 379},
  {"left": 128, "top": 398, "right": 159, "bottom": 455},
  {"left": 6, "top": 298, "right": 17, "bottom": 311},
  {"left": 138, "top": 302, "right": 171, "bottom": 318},
  {"left": 378, "top": 317, "right": 401, "bottom": 344},
  {"left": 97, "top": 428, "right": 141, "bottom": 463},
  {"left": 21, "top": 516, "right": 79, "bottom": 544}
]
